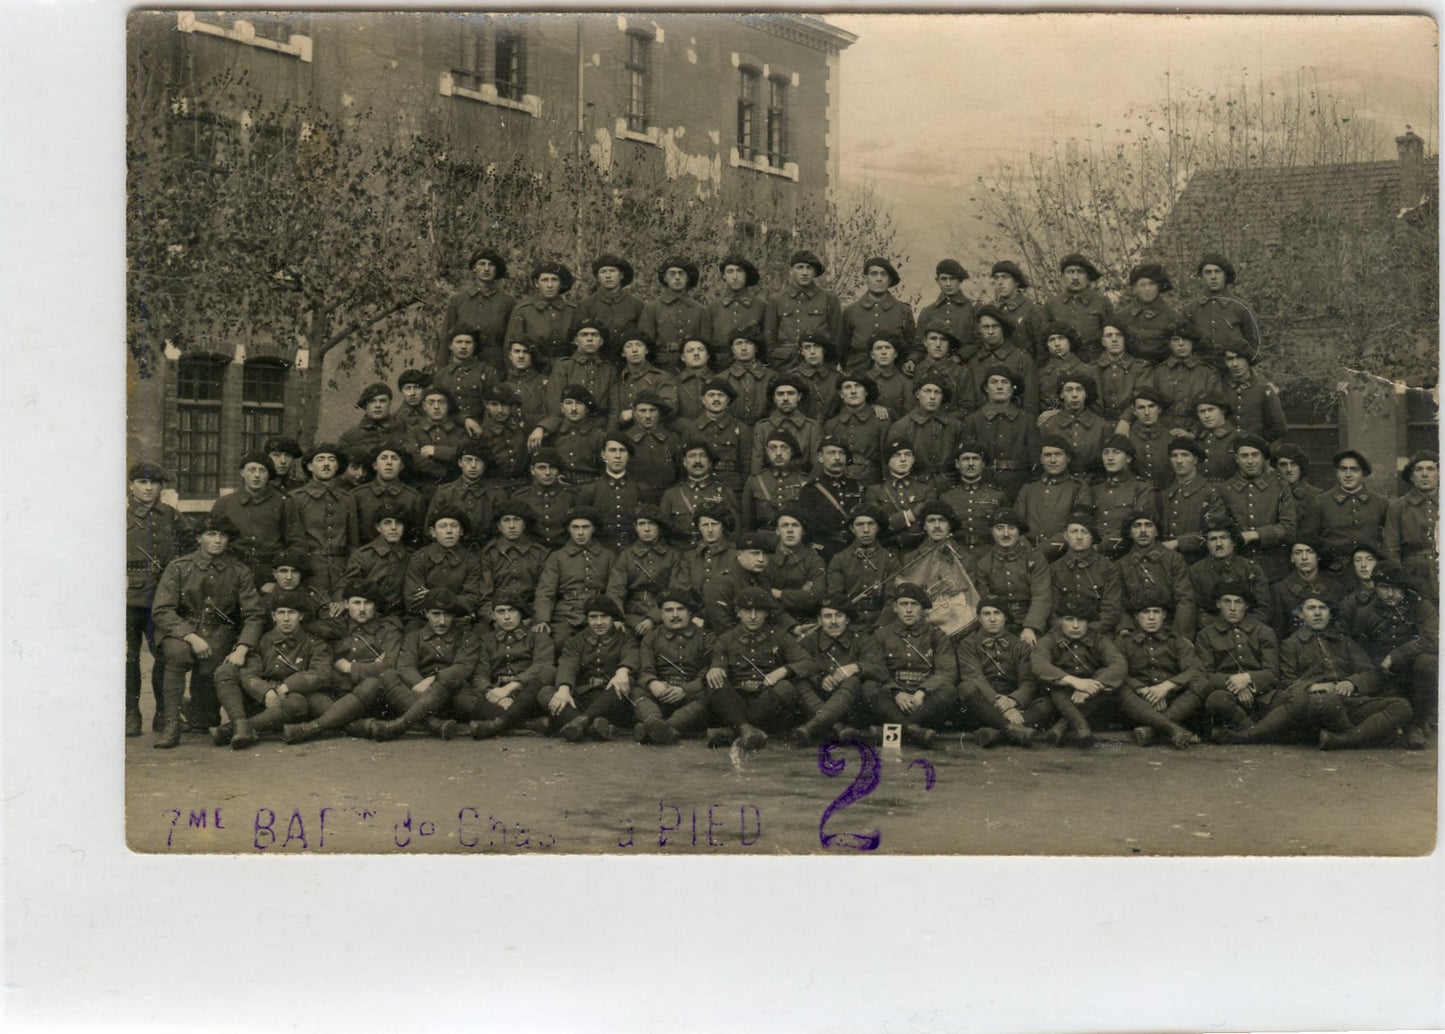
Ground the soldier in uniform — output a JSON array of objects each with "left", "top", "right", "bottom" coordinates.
[
  {"left": 210, "top": 452, "right": 303, "bottom": 589},
  {"left": 750, "top": 374, "right": 821, "bottom": 477},
  {"left": 1186, "top": 254, "right": 1261, "bottom": 358},
  {"left": 1114, "top": 590, "right": 1206, "bottom": 749},
  {"left": 632, "top": 588, "right": 714, "bottom": 745},
  {"left": 265, "top": 436, "right": 309, "bottom": 493},
  {"left": 540, "top": 385, "right": 607, "bottom": 488},
  {"left": 675, "top": 503, "right": 738, "bottom": 594},
  {"left": 823, "top": 373, "right": 891, "bottom": 486},
  {"left": 532, "top": 509, "right": 617, "bottom": 650},
  {"left": 1039, "top": 373, "right": 1109, "bottom": 475},
  {"left": 990, "top": 260, "right": 1046, "bottom": 362},
  {"left": 910, "top": 322, "right": 971, "bottom": 412},
  {"left": 1147, "top": 323, "right": 1224, "bottom": 430},
  {"left": 959, "top": 363, "right": 1038, "bottom": 502},
  {"left": 674, "top": 338, "right": 715, "bottom": 425},
  {"left": 705, "top": 531, "right": 775, "bottom": 633},
  {"left": 958, "top": 598, "right": 1051, "bottom": 747},
  {"left": 1031, "top": 594, "right": 1128, "bottom": 748},
  {"left": 353, "top": 442, "right": 424, "bottom": 549},
  {"left": 394, "top": 370, "right": 432, "bottom": 433},
  {"left": 473, "top": 383, "right": 530, "bottom": 484},
  {"left": 338, "top": 381, "right": 404, "bottom": 461},
  {"left": 792, "top": 332, "right": 842, "bottom": 421},
  {"left": 1190, "top": 392, "right": 1240, "bottom": 480},
  {"left": 283, "top": 580, "right": 402, "bottom": 743},
  {"left": 824, "top": 505, "right": 900, "bottom": 629},
  {"left": 544, "top": 319, "right": 619, "bottom": 419},
  {"left": 683, "top": 377, "right": 752, "bottom": 494},
  {"left": 340, "top": 499, "right": 412, "bottom": 620},
  {"left": 478, "top": 502, "right": 549, "bottom": 610},
  {"left": 1272, "top": 536, "right": 1345, "bottom": 641},
  {"left": 939, "top": 442, "right": 1010, "bottom": 557},
  {"left": 638, "top": 257, "right": 710, "bottom": 369},
  {"left": 615, "top": 333, "right": 678, "bottom": 429},
  {"left": 1125, "top": 386, "right": 1177, "bottom": 490},
  {"left": 402, "top": 386, "right": 468, "bottom": 498},
  {"left": 765, "top": 249, "right": 843, "bottom": 371},
  {"left": 709, "top": 255, "right": 767, "bottom": 355},
  {"left": 973, "top": 509, "right": 1052, "bottom": 645},
  {"left": 502, "top": 339, "right": 552, "bottom": 430},
  {"left": 1188, "top": 517, "right": 1273, "bottom": 626},
  {"left": 1015, "top": 436, "right": 1093, "bottom": 559},
  {"left": 573, "top": 434, "right": 648, "bottom": 549},
  {"left": 659, "top": 442, "right": 739, "bottom": 544},
  {"left": 1116, "top": 511, "right": 1196, "bottom": 637},
  {"left": 1036, "top": 323, "right": 1095, "bottom": 412},
  {"left": 455, "top": 595, "right": 556, "bottom": 741},
  {"left": 432, "top": 329, "right": 494, "bottom": 432},
  {"left": 1092, "top": 321, "right": 1152, "bottom": 422},
  {"left": 1114, "top": 263, "right": 1182, "bottom": 362},
  {"left": 374, "top": 588, "right": 480, "bottom": 741},
  {"left": 1049, "top": 510, "right": 1124, "bottom": 635},
  {"left": 767, "top": 508, "right": 827, "bottom": 627},
  {"left": 210, "top": 589, "right": 332, "bottom": 750},
  {"left": 623, "top": 392, "right": 683, "bottom": 503},
  {"left": 792, "top": 595, "right": 887, "bottom": 743},
  {"left": 288, "top": 443, "right": 358, "bottom": 594},
  {"left": 1043, "top": 253, "right": 1114, "bottom": 360},
  {"left": 1218, "top": 337, "right": 1287, "bottom": 443},
  {"left": 795, "top": 436, "right": 867, "bottom": 557},
  {"left": 840, "top": 257, "right": 917, "bottom": 372},
  {"left": 1300, "top": 449, "right": 1390, "bottom": 570},
  {"left": 126, "top": 461, "right": 188, "bottom": 735},
  {"left": 150, "top": 513, "right": 267, "bottom": 747},
  {"left": 605, "top": 505, "right": 683, "bottom": 636},
  {"left": 854, "top": 582, "right": 958, "bottom": 747},
  {"left": 720, "top": 328, "right": 774, "bottom": 429},
  {"left": 439, "top": 247, "right": 514, "bottom": 370},
  {"left": 704, "top": 587, "right": 808, "bottom": 750},
  {"left": 863, "top": 334, "right": 914, "bottom": 418},
  {"left": 1090, "top": 435, "right": 1157, "bottom": 557},
  {"left": 575, "top": 253, "right": 643, "bottom": 352},
  {"left": 503, "top": 261, "right": 577, "bottom": 362},
  {"left": 917, "top": 259, "right": 978, "bottom": 362},
  {"left": 513, "top": 448, "right": 576, "bottom": 550},
  {"left": 1194, "top": 581, "right": 1281, "bottom": 740},
  {"left": 1384, "top": 450, "right": 1439, "bottom": 601},
  {"left": 1216, "top": 433, "right": 1297, "bottom": 580},
  {"left": 1339, "top": 563, "right": 1437, "bottom": 748},
  {"left": 967, "top": 306, "right": 1041, "bottom": 417},
  {"left": 888, "top": 375, "right": 962, "bottom": 490},
  {"left": 864, "top": 440, "right": 934, "bottom": 551},
  {"left": 1159, "top": 437, "right": 1224, "bottom": 562},
  {"left": 1272, "top": 442, "right": 1323, "bottom": 509},
  {"left": 402, "top": 508, "right": 486, "bottom": 626}
]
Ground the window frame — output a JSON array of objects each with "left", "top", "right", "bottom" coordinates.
[
  {"left": 765, "top": 75, "right": 789, "bottom": 169},
  {"left": 737, "top": 66, "right": 761, "bottom": 161},
  {"left": 240, "top": 360, "right": 288, "bottom": 459},
  {"left": 439, "top": 19, "right": 541, "bottom": 118},
  {"left": 174, "top": 356, "right": 227, "bottom": 499},
  {"left": 624, "top": 30, "right": 652, "bottom": 134}
]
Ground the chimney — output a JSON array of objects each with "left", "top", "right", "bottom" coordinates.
[{"left": 1396, "top": 126, "right": 1426, "bottom": 208}]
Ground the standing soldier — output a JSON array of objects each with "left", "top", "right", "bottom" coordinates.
[
  {"left": 888, "top": 375, "right": 962, "bottom": 490},
  {"left": 742, "top": 429, "right": 810, "bottom": 532},
  {"left": 684, "top": 377, "right": 752, "bottom": 494},
  {"left": 720, "top": 329, "right": 774, "bottom": 429},
  {"left": 674, "top": 504, "right": 738, "bottom": 593},
  {"left": 709, "top": 255, "right": 768, "bottom": 355},
  {"left": 150, "top": 513, "right": 266, "bottom": 747},
  {"left": 823, "top": 374, "right": 891, "bottom": 486},
  {"left": 1117, "top": 511, "right": 1196, "bottom": 638},
  {"left": 1090, "top": 435, "right": 1157, "bottom": 557},
  {"left": 1188, "top": 518, "right": 1273, "bottom": 628},
  {"left": 792, "top": 595, "right": 887, "bottom": 744},
  {"left": 210, "top": 452, "right": 303, "bottom": 589},
  {"left": 1186, "top": 254, "right": 1261, "bottom": 358},
  {"left": 1114, "top": 263, "right": 1181, "bottom": 362},
  {"left": 402, "top": 386, "right": 468, "bottom": 499},
  {"left": 1273, "top": 536, "right": 1345, "bottom": 641},
  {"left": 973, "top": 509, "right": 1053, "bottom": 645},
  {"left": 473, "top": 383, "right": 530, "bottom": 485},
  {"left": 1218, "top": 337, "right": 1287, "bottom": 443},
  {"left": 966, "top": 306, "right": 1041, "bottom": 415},
  {"left": 1191, "top": 393, "right": 1241, "bottom": 480},
  {"left": 639, "top": 257, "right": 710, "bottom": 370},
  {"left": 337, "top": 383, "right": 404, "bottom": 477},
  {"left": 512, "top": 449, "right": 576, "bottom": 550},
  {"left": 939, "top": 442, "right": 1010, "bottom": 557},
  {"left": 1038, "top": 373, "right": 1109, "bottom": 475},
  {"left": 659, "top": 442, "right": 739, "bottom": 544},
  {"left": 703, "top": 588, "right": 808, "bottom": 750},
  {"left": 916, "top": 259, "right": 978, "bottom": 362},
  {"left": 1272, "top": 442, "right": 1324, "bottom": 509},
  {"left": 440, "top": 247, "right": 514, "bottom": 369},
  {"left": 990, "top": 260, "right": 1046, "bottom": 362},
  {"left": 1159, "top": 438, "right": 1224, "bottom": 562},
  {"left": 393, "top": 370, "right": 432, "bottom": 433},
  {"left": 632, "top": 588, "right": 714, "bottom": 745},
  {"left": 766, "top": 508, "right": 828, "bottom": 628},
  {"left": 402, "top": 509, "right": 486, "bottom": 626},
  {"left": 795, "top": 436, "right": 867, "bottom": 557},
  {"left": 532, "top": 510, "right": 617, "bottom": 651},
  {"left": 792, "top": 333, "right": 842, "bottom": 421},
  {"left": 605, "top": 505, "right": 683, "bottom": 635},
  {"left": 289, "top": 443, "right": 358, "bottom": 594},
  {"left": 1125, "top": 386, "right": 1178, "bottom": 490},
  {"left": 503, "top": 261, "right": 577, "bottom": 362},
  {"left": 1049, "top": 510, "right": 1124, "bottom": 634},
  {"left": 1216, "top": 433, "right": 1297, "bottom": 580},
  {"left": 454, "top": 595, "right": 556, "bottom": 741},
  {"left": 126, "top": 462, "right": 188, "bottom": 736},
  {"left": 615, "top": 333, "right": 678, "bottom": 428},
  {"left": 750, "top": 374, "right": 822, "bottom": 477},
  {"left": 1014, "top": 437, "right": 1093, "bottom": 559},
  {"left": 432, "top": 330, "right": 493, "bottom": 433},
  {"left": 864, "top": 440, "right": 935, "bottom": 551},
  {"left": 1300, "top": 449, "right": 1390, "bottom": 571},
  {"left": 478, "top": 503, "right": 550, "bottom": 610},
  {"left": 575, "top": 253, "right": 643, "bottom": 351},
  {"left": 1044, "top": 253, "right": 1115, "bottom": 360},
  {"left": 341, "top": 500, "right": 413, "bottom": 620},
  {"left": 1092, "top": 321, "right": 1152, "bottom": 423},
  {"left": 544, "top": 320, "right": 619, "bottom": 420},
  {"left": 265, "top": 436, "right": 309, "bottom": 493},
  {"left": 765, "top": 249, "right": 843, "bottom": 371},
  {"left": 573, "top": 434, "right": 648, "bottom": 550},
  {"left": 911, "top": 322, "right": 971, "bottom": 413},
  {"left": 840, "top": 257, "right": 917, "bottom": 372},
  {"left": 1194, "top": 581, "right": 1281, "bottom": 740},
  {"left": 354, "top": 443, "right": 425, "bottom": 549},
  {"left": 958, "top": 598, "right": 1052, "bottom": 747},
  {"left": 1147, "top": 324, "right": 1223, "bottom": 430},
  {"left": 674, "top": 338, "right": 715, "bottom": 425},
  {"left": 1383, "top": 450, "right": 1439, "bottom": 601},
  {"left": 1031, "top": 594, "right": 1128, "bottom": 748},
  {"left": 623, "top": 392, "right": 683, "bottom": 504},
  {"left": 959, "top": 365, "right": 1038, "bottom": 502}
]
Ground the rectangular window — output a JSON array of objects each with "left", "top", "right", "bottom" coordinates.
[
  {"left": 737, "top": 68, "right": 760, "bottom": 160},
  {"left": 494, "top": 27, "right": 525, "bottom": 102},
  {"left": 625, "top": 32, "right": 651, "bottom": 133},
  {"left": 766, "top": 77, "right": 788, "bottom": 168},
  {"left": 241, "top": 362, "right": 287, "bottom": 458},
  {"left": 176, "top": 358, "right": 225, "bottom": 497},
  {"left": 455, "top": 27, "right": 486, "bottom": 92}
]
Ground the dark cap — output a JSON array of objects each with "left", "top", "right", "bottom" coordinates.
[
  {"left": 657, "top": 257, "right": 701, "bottom": 290},
  {"left": 863, "top": 256, "right": 901, "bottom": 287},
  {"left": 1058, "top": 253, "right": 1102, "bottom": 281},
  {"left": 1402, "top": 450, "right": 1439, "bottom": 483},
  {"left": 455, "top": 439, "right": 494, "bottom": 464},
  {"left": 1193, "top": 391, "right": 1235, "bottom": 417},
  {"left": 531, "top": 448, "right": 564, "bottom": 468},
  {"left": 1332, "top": 449, "right": 1373, "bottom": 477},
  {"left": 892, "top": 582, "right": 932, "bottom": 607},
  {"left": 238, "top": 452, "right": 277, "bottom": 477},
  {"left": 338, "top": 579, "right": 380, "bottom": 603},
  {"left": 1131, "top": 385, "right": 1172, "bottom": 408},
  {"left": 356, "top": 382, "right": 393, "bottom": 408},
  {"left": 272, "top": 547, "right": 311, "bottom": 573},
  {"left": 583, "top": 594, "right": 625, "bottom": 621},
  {"left": 491, "top": 594, "right": 533, "bottom": 618},
  {"left": 816, "top": 594, "right": 858, "bottom": 619},
  {"left": 718, "top": 254, "right": 761, "bottom": 287},
  {"left": 990, "top": 261, "right": 1030, "bottom": 288},
  {"left": 397, "top": 369, "right": 432, "bottom": 389},
  {"left": 427, "top": 507, "right": 472, "bottom": 536},
  {"left": 1130, "top": 586, "right": 1173, "bottom": 612},
  {"left": 1196, "top": 254, "right": 1237, "bottom": 284},
  {"left": 735, "top": 532, "right": 772, "bottom": 553},
  {"left": 816, "top": 434, "right": 854, "bottom": 462},
  {"left": 467, "top": 247, "right": 509, "bottom": 278},
  {"left": 1101, "top": 434, "right": 1137, "bottom": 458},
  {"left": 194, "top": 512, "right": 239, "bottom": 538},
  {"left": 789, "top": 250, "right": 826, "bottom": 275},
  {"left": 657, "top": 586, "right": 698, "bottom": 611},
  {"left": 935, "top": 258, "right": 969, "bottom": 280},
  {"left": 974, "top": 304, "right": 1015, "bottom": 337},
  {"left": 1213, "top": 579, "right": 1257, "bottom": 608},
  {"left": 531, "top": 261, "right": 575, "bottom": 293},
  {"left": 1128, "top": 262, "right": 1172, "bottom": 291},
  {"left": 264, "top": 437, "right": 302, "bottom": 458},
  {"left": 701, "top": 377, "right": 738, "bottom": 402},
  {"left": 422, "top": 588, "right": 470, "bottom": 616},
  {"left": 128, "top": 461, "right": 170, "bottom": 482},
  {"left": 559, "top": 384, "right": 600, "bottom": 412},
  {"left": 1233, "top": 433, "right": 1269, "bottom": 454},
  {"left": 632, "top": 390, "right": 672, "bottom": 416},
  {"left": 734, "top": 587, "right": 776, "bottom": 613},
  {"left": 267, "top": 589, "right": 312, "bottom": 615},
  {"left": 1168, "top": 437, "right": 1206, "bottom": 461},
  {"left": 1055, "top": 593, "right": 1100, "bottom": 620},
  {"left": 591, "top": 253, "right": 635, "bottom": 286}
]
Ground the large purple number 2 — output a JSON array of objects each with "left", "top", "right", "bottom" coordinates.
[{"left": 817, "top": 740, "right": 882, "bottom": 851}]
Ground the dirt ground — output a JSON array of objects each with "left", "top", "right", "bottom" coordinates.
[{"left": 126, "top": 694, "right": 1437, "bottom": 856}]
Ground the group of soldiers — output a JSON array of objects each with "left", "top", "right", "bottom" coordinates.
[{"left": 125, "top": 248, "right": 1439, "bottom": 753}]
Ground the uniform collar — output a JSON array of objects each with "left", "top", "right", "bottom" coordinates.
[{"left": 856, "top": 293, "right": 897, "bottom": 311}]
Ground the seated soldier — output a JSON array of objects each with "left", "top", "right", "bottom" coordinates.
[
  {"left": 284, "top": 580, "right": 402, "bottom": 743},
  {"left": 1048, "top": 508, "right": 1123, "bottom": 635},
  {"left": 673, "top": 503, "right": 738, "bottom": 595},
  {"left": 1342, "top": 540, "right": 1386, "bottom": 603},
  {"left": 1116, "top": 510, "right": 1196, "bottom": 638},
  {"left": 1272, "top": 535, "right": 1344, "bottom": 641},
  {"left": 211, "top": 590, "right": 332, "bottom": 749},
  {"left": 792, "top": 595, "right": 887, "bottom": 744},
  {"left": 403, "top": 508, "right": 486, "bottom": 628},
  {"left": 427, "top": 439, "right": 499, "bottom": 550},
  {"left": 864, "top": 439, "right": 933, "bottom": 551},
  {"left": 454, "top": 595, "right": 556, "bottom": 741},
  {"left": 939, "top": 441, "right": 1009, "bottom": 558},
  {"left": 705, "top": 532, "right": 775, "bottom": 634},
  {"left": 902, "top": 500, "right": 970, "bottom": 570},
  {"left": 605, "top": 504, "right": 684, "bottom": 636},
  {"left": 704, "top": 587, "right": 808, "bottom": 750},
  {"left": 794, "top": 435, "right": 867, "bottom": 559},
  {"left": 532, "top": 509, "right": 617, "bottom": 651},
  {"left": 854, "top": 582, "right": 958, "bottom": 747},
  {"left": 973, "top": 509, "right": 1052, "bottom": 645},
  {"left": 1090, "top": 434, "right": 1157, "bottom": 557},
  {"left": 742, "top": 428, "right": 810, "bottom": 531},
  {"left": 1194, "top": 581, "right": 1281, "bottom": 740},
  {"left": 340, "top": 500, "right": 413, "bottom": 620},
  {"left": 1031, "top": 593, "right": 1127, "bottom": 748},
  {"left": 824, "top": 505, "right": 901, "bottom": 629},
  {"left": 539, "top": 595, "right": 637, "bottom": 743},
  {"left": 371, "top": 588, "right": 480, "bottom": 741},
  {"left": 632, "top": 588, "right": 714, "bottom": 745},
  {"left": 1215, "top": 432, "right": 1297, "bottom": 581},
  {"left": 1188, "top": 516, "right": 1273, "bottom": 626},
  {"left": 768, "top": 507, "right": 826, "bottom": 628},
  {"left": 1114, "top": 591, "right": 1206, "bottom": 749},
  {"left": 512, "top": 448, "right": 577, "bottom": 550},
  {"left": 958, "top": 598, "right": 1052, "bottom": 748},
  {"left": 1222, "top": 593, "right": 1413, "bottom": 750},
  {"left": 149, "top": 513, "right": 266, "bottom": 747},
  {"left": 1339, "top": 563, "right": 1437, "bottom": 749},
  {"left": 1015, "top": 436, "right": 1093, "bottom": 560},
  {"left": 267, "top": 548, "right": 337, "bottom": 623},
  {"left": 353, "top": 441, "right": 425, "bottom": 549}
]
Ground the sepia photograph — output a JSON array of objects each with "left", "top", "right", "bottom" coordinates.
[{"left": 120, "top": 9, "right": 1440, "bottom": 857}]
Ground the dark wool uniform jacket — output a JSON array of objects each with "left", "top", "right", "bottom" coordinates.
[
  {"left": 308, "top": 615, "right": 403, "bottom": 687},
  {"left": 396, "top": 625, "right": 482, "bottom": 690},
  {"left": 1194, "top": 615, "right": 1280, "bottom": 696},
  {"left": 233, "top": 629, "right": 333, "bottom": 701},
  {"left": 152, "top": 550, "right": 266, "bottom": 648}
]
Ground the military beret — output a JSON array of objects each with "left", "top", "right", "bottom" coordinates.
[
  {"left": 1233, "top": 433, "right": 1270, "bottom": 454},
  {"left": 1055, "top": 593, "right": 1100, "bottom": 620},
  {"left": 917, "top": 500, "right": 957, "bottom": 525},
  {"left": 974, "top": 304, "right": 1015, "bottom": 336},
  {"left": 1212, "top": 579, "right": 1257, "bottom": 608},
  {"left": 1128, "top": 263, "right": 1172, "bottom": 291},
  {"left": 1131, "top": 386, "right": 1172, "bottom": 408},
  {"left": 892, "top": 582, "right": 932, "bottom": 607},
  {"left": 305, "top": 441, "right": 343, "bottom": 464},
  {"left": 264, "top": 437, "right": 303, "bottom": 458},
  {"left": 422, "top": 588, "right": 471, "bottom": 616},
  {"left": 718, "top": 254, "right": 761, "bottom": 287},
  {"left": 656, "top": 586, "right": 699, "bottom": 611},
  {"left": 920, "top": 320, "right": 963, "bottom": 350},
  {"left": 266, "top": 588, "right": 313, "bottom": 615},
  {"left": 1039, "top": 434, "right": 1075, "bottom": 458},
  {"left": 559, "top": 384, "right": 600, "bottom": 412},
  {"left": 863, "top": 256, "right": 901, "bottom": 287},
  {"left": 837, "top": 372, "right": 880, "bottom": 405},
  {"left": 1130, "top": 586, "right": 1173, "bottom": 613},
  {"left": 979, "top": 363, "right": 1025, "bottom": 396},
  {"left": 770, "top": 372, "right": 809, "bottom": 398},
  {"left": 735, "top": 531, "right": 772, "bottom": 553},
  {"left": 727, "top": 323, "right": 765, "bottom": 347},
  {"left": 1101, "top": 434, "right": 1137, "bottom": 458},
  {"left": 935, "top": 258, "right": 969, "bottom": 280},
  {"left": 583, "top": 594, "right": 624, "bottom": 621},
  {"left": 1166, "top": 321, "right": 1203, "bottom": 345},
  {"left": 238, "top": 451, "right": 277, "bottom": 477},
  {"left": 484, "top": 381, "right": 521, "bottom": 405},
  {"left": 849, "top": 503, "right": 890, "bottom": 528},
  {"left": 563, "top": 508, "right": 601, "bottom": 529},
  {"left": 816, "top": 595, "right": 858, "bottom": 619},
  {"left": 617, "top": 331, "right": 657, "bottom": 363},
  {"left": 816, "top": 435, "right": 854, "bottom": 461},
  {"left": 954, "top": 440, "right": 992, "bottom": 464},
  {"left": 884, "top": 439, "right": 916, "bottom": 458},
  {"left": 600, "top": 433, "right": 635, "bottom": 456},
  {"left": 680, "top": 439, "right": 720, "bottom": 464},
  {"left": 634, "top": 503, "right": 668, "bottom": 530},
  {"left": 734, "top": 587, "right": 777, "bottom": 613},
  {"left": 591, "top": 253, "right": 634, "bottom": 286},
  {"left": 1200, "top": 513, "right": 1244, "bottom": 542},
  {"left": 990, "top": 261, "right": 1030, "bottom": 288},
  {"left": 1193, "top": 391, "right": 1235, "bottom": 417},
  {"left": 1100, "top": 318, "right": 1132, "bottom": 342},
  {"left": 370, "top": 499, "right": 412, "bottom": 526},
  {"left": 467, "top": 248, "right": 509, "bottom": 279},
  {"left": 454, "top": 439, "right": 493, "bottom": 464},
  {"left": 701, "top": 377, "right": 738, "bottom": 402},
  {"left": 694, "top": 502, "right": 735, "bottom": 532},
  {"left": 530, "top": 448, "right": 564, "bottom": 468},
  {"left": 632, "top": 390, "right": 672, "bottom": 416},
  {"left": 1056, "top": 371, "right": 1098, "bottom": 402},
  {"left": 368, "top": 439, "right": 408, "bottom": 462},
  {"left": 797, "top": 331, "right": 838, "bottom": 363},
  {"left": 867, "top": 332, "right": 907, "bottom": 354},
  {"left": 1347, "top": 540, "right": 1387, "bottom": 562},
  {"left": 912, "top": 372, "right": 954, "bottom": 403},
  {"left": 773, "top": 504, "right": 810, "bottom": 529},
  {"left": 1370, "top": 563, "right": 1412, "bottom": 589},
  {"left": 491, "top": 594, "right": 533, "bottom": 618},
  {"left": 975, "top": 596, "right": 1014, "bottom": 618},
  {"left": 530, "top": 261, "right": 575, "bottom": 293},
  {"left": 761, "top": 429, "right": 802, "bottom": 459},
  {"left": 1063, "top": 509, "right": 1099, "bottom": 540},
  {"left": 1196, "top": 254, "right": 1237, "bottom": 284},
  {"left": 789, "top": 250, "right": 826, "bottom": 276},
  {"left": 657, "top": 257, "right": 701, "bottom": 290},
  {"left": 1041, "top": 321, "right": 1083, "bottom": 351},
  {"left": 493, "top": 501, "right": 538, "bottom": 528},
  {"left": 338, "top": 579, "right": 381, "bottom": 603},
  {"left": 1332, "top": 449, "right": 1373, "bottom": 477},
  {"left": 1058, "top": 253, "right": 1102, "bottom": 281},
  {"left": 1121, "top": 510, "right": 1158, "bottom": 537},
  {"left": 128, "top": 460, "right": 170, "bottom": 482},
  {"left": 1402, "top": 450, "right": 1439, "bottom": 483},
  {"left": 1216, "top": 334, "right": 1259, "bottom": 364},
  {"left": 569, "top": 318, "right": 609, "bottom": 341},
  {"left": 1167, "top": 437, "right": 1206, "bottom": 461},
  {"left": 355, "top": 382, "right": 393, "bottom": 408},
  {"left": 420, "top": 385, "right": 459, "bottom": 410},
  {"left": 1271, "top": 442, "right": 1310, "bottom": 468},
  {"left": 397, "top": 369, "right": 432, "bottom": 390},
  {"left": 988, "top": 508, "right": 1028, "bottom": 533},
  {"left": 194, "top": 512, "right": 239, "bottom": 538},
  {"left": 272, "top": 547, "right": 311, "bottom": 573},
  {"left": 427, "top": 507, "right": 472, "bottom": 535}
]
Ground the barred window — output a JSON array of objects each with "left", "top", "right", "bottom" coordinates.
[
  {"left": 625, "top": 32, "right": 651, "bottom": 133},
  {"left": 494, "top": 27, "right": 526, "bottom": 102},
  {"left": 176, "top": 357, "right": 226, "bottom": 497},
  {"left": 766, "top": 76, "right": 789, "bottom": 168},
  {"left": 737, "top": 67, "right": 760, "bottom": 160},
  {"left": 241, "top": 362, "right": 287, "bottom": 458}
]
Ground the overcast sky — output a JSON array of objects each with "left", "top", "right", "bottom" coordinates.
[{"left": 827, "top": 13, "right": 1438, "bottom": 302}]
